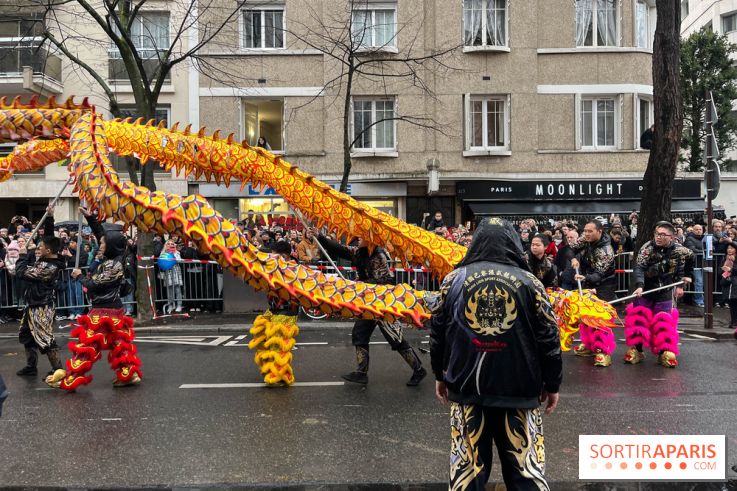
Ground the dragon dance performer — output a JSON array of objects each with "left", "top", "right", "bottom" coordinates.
[
  {"left": 47, "top": 208, "right": 141, "bottom": 390},
  {"left": 569, "top": 220, "right": 617, "bottom": 367},
  {"left": 247, "top": 240, "right": 301, "bottom": 386},
  {"left": 429, "top": 218, "right": 561, "bottom": 491},
  {"left": 15, "top": 207, "right": 64, "bottom": 379},
  {"left": 625, "top": 221, "right": 693, "bottom": 368},
  {"left": 315, "top": 230, "right": 427, "bottom": 386}
]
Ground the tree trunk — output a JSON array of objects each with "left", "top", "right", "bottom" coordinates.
[
  {"left": 340, "top": 66, "right": 355, "bottom": 194},
  {"left": 637, "top": 0, "right": 683, "bottom": 251}
]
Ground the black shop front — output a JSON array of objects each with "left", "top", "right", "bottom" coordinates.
[{"left": 457, "top": 178, "right": 707, "bottom": 225}]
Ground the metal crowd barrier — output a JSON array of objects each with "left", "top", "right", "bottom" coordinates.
[{"left": 613, "top": 251, "right": 725, "bottom": 302}]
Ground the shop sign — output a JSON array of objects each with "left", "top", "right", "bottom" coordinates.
[{"left": 457, "top": 179, "right": 702, "bottom": 201}]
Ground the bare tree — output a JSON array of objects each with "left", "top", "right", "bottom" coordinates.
[
  {"left": 22, "top": 0, "right": 250, "bottom": 320},
  {"left": 285, "top": 0, "right": 462, "bottom": 192},
  {"left": 637, "top": 1, "right": 684, "bottom": 250}
]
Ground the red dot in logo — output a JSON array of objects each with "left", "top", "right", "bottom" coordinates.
[
  {"left": 665, "top": 462, "right": 672, "bottom": 470},
  {"left": 605, "top": 462, "right": 613, "bottom": 469},
  {"left": 650, "top": 462, "right": 657, "bottom": 469},
  {"left": 636, "top": 462, "right": 643, "bottom": 470},
  {"left": 620, "top": 462, "right": 627, "bottom": 469},
  {"left": 680, "top": 462, "right": 687, "bottom": 470}
]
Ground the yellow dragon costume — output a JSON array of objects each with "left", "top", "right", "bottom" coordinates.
[{"left": 0, "top": 96, "right": 618, "bottom": 386}]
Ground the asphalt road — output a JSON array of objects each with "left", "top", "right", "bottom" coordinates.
[{"left": 1, "top": 325, "right": 736, "bottom": 489}]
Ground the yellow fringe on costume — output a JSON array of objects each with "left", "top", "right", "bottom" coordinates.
[{"left": 248, "top": 311, "right": 299, "bottom": 386}]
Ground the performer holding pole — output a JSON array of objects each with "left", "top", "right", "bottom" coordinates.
[
  {"left": 47, "top": 207, "right": 142, "bottom": 390},
  {"left": 15, "top": 205, "right": 65, "bottom": 378},
  {"left": 623, "top": 221, "right": 693, "bottom": 368},
  {"left": 311, "top": 227, "right": 427, "bottom": 387},
  {"left": 570, "top": 219, "right": 617, "bottom": 367}
]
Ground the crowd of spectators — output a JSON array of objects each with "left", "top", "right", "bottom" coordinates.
[{"left": 2, "top": 208, "right": 736, "bottom": 322}]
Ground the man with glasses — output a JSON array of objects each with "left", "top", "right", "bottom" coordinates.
[{"left": 625, "top": 221, "right": 693, "bottom": 368}]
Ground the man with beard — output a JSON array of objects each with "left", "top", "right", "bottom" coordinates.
[
  {"left": 429, "top": 218, "right": 561, "bottom": 491},
  {"left": 314, "top": 230, "right": 427, "bottom": 386},
  {"left": 570, "top": 220, "right": 616, "bottom": 367}
]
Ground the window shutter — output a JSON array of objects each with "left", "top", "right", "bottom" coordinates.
[
  {"left": 574, "top": 93, "right": 581, "bottom": 150},
  {"left": 618, "top": 0, "right": 623, "bottom": 46},
  {"left": 506, "top": 94, "right": 512, "bottom": 150},
  {"left": 349, "top": 97, "right": 355, "bottom": 151},
  {"left": 464, "top": 93, "right": 472, "bottom": 151},
  {"left": 618, "top": 93, "right": 624, "bottom": 149},
  {"left": 393, "top": 96, "right": 398, "bottom": 151},
  {"left": 282, "top": 99, "right": 287, "bottom": 154},
  {"left": 633, "top": 93, "right": 639, "bottom": 150},
  {"left": 506, "top": 0, "right": 511, "bottom": 47}
]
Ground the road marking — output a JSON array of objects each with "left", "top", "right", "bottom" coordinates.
[
  {"left": 179, "top": 381, "right": 345, "bottom": 389},
  {"left": 686, "top": 333, "right": 717, "bottom": 340},
  {"left": 136, "top": 335, "right": 232, "bottom": 347},
  {"left": 101, "top": 418, "right": 122, "bottom": 421},
  {"left": 235, "top": 335, "right": 246, "bottom": 340}
]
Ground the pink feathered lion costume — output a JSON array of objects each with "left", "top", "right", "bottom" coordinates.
[{"left": 624, "top": 304, "right": 679, "bottom": 367}]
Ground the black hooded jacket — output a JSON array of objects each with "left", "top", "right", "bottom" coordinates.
[
  {"left": 428, "top": 218, "right": 562, "bottom": 409},
  {"left": 80, "top": 214, "right": 127, "bottom": 309},
  {"left": 16, "top": 252, "right": 65, "bottom": 307}
]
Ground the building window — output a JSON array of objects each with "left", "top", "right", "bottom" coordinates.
[
  {"left": 243, "top": 7, "right": 285, "bottom": 48},
  {"left": 636, "top": 0, "right": 656, "bottom": 49},
  {"left": 576, "top": 0, "right": 618, "bottom": 47},
  {"left": 242, "top": 98, "right": 284, "bottom": 152},
  {"left": 352, "top": 98, "right": 396, "bottom": 151},
  {"left": 637, "top": 96, "right": 653, "bottom": 146},
  {"left": 351, "top": 6, "right": 396, "bottom": 49},
  {"left": 723, "top": 12, "right": 737, "bottom": 33},
  {"left": 463, "top": 0, "right": 507, "bottom": 48},
  {"left": 681, "top": 0, "right": 689, "bottom": 19},
  {"left": 464, "top": 95, "right": 509, "bottom": 150},
  {"left": 112, "top": 106, "right": 170, "bottom": 173},
  {"left": 109, "top": 12, "right": 170, "bottom": 82},
  {"left": 0, "top": 18, "right": 61, "bottom": 82},
  {"left": 580, "top": 97, "right": 618, "bottom": 149}
]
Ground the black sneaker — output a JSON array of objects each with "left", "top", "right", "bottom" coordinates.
[
  {"left": 341, "top": 371, "right": 368, "bottom": 385},
  {"left": 16, "top": 366, "right": 38, "bottom": 377},
  {"left": 406, "top": 367, "right": 427, "bottom": 386}
]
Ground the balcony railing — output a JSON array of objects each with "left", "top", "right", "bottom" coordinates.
[{"left": 0, "top": 42, "right": 62, "bottom": 82}]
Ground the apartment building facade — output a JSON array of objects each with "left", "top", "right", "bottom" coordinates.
[
  {"left": 193, "top": 0, "right": 707, "bottom": 226},
  {"left": 2, "top": 1, "right": 708, "bottom": 226}
]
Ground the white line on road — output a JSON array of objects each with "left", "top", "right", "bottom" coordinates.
[
  {"left": 179, "top": 381, "right": 345, "bottom": 389},
  {"left": 685, "top": 333, "right": 717, "bottom": 340},
  {"left": 101, "top": 418, "right": 122, "bottom": 421}
]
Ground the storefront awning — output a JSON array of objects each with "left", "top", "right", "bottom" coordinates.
[{"left": 467, "top": 199, "right": 706, "bottom": 216}]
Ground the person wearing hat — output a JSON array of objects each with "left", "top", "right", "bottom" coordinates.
[
  {"left": 625, "top": 221, "right": 693, "bottom": 368},
  {"left": 48, "top": 207, "right": 142, "bottom": 390}
]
